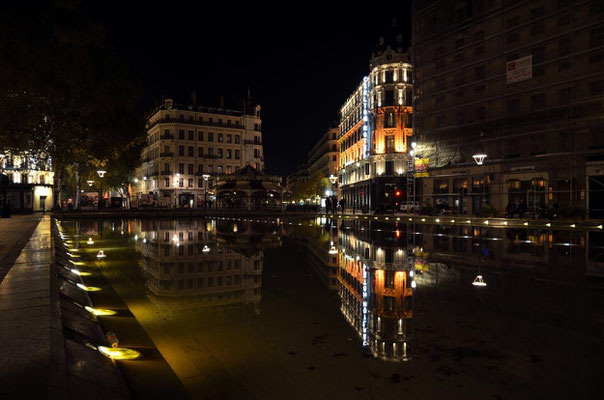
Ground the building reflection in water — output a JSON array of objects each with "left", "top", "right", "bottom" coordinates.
[
  {"left": 130, "top": 218, "right": 282, "bottom": 313},
  {"left": 290, "top": 217, "right": 415, "bottom": 362}
]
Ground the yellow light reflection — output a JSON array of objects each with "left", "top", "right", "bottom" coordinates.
[
  {"left": 98, "top": 346, "right": 141, "bottom": 360},
  {"left": 85, "top": 306, "right": 117, "bottom": 316}
]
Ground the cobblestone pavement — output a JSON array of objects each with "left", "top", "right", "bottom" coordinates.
[{"left": 0, "top": 214, "right": 42, "bottom": 284}]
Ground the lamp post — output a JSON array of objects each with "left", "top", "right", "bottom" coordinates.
[
  {"left": 328, "top": 174, "right": 338, "bottom": 214},
  {"left": 97, "top": 170, "right": 106, "bottom": 209},
  {"left": 202, "top": 174, "right": 210, "bottom": 208},
  {"left": 472, "top": 154, "right": 487, "bottom": 215}
]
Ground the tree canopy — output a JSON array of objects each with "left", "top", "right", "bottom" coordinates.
[{"left": 0, "top": 0, "right": 143, "bottom": 205}]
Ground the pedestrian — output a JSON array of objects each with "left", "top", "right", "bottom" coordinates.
[
  {"left": 326, "top": 197, "right": 332, "bottom": 214},
  {"left": 339, "top": 198, "right": 346, "bottom": 214},
  {"left": 505, "top": 201, "right": 515, "bottom": 218}
]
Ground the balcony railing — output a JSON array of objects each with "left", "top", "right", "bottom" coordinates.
[
  {"left": 160, "top": 170, "right": 171, "bottom": 175},
  {"left": 244, "top": 140, "right": 262, "bottom": 145},
  {"left": 160, "top": 133, "right": 174, "bottom": 140},
  {"left": 204, "top": 154, "right": 218, "bottom": 159},
  {"left": 159, "top": 152, "right": 173, "bottom": 157},
  {"left": 147, "top": 118, "right": 244, "bottom": 131}
]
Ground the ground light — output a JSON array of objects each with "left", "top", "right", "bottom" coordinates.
[
  {"left": 98, "top": 346, "right": 141, "bottom": 360},
  {"left": 97, "top": 250, "right": 106, "bottom": 259},
  {"left": 87, "top": 237, "right": 94, "bottom": 245},
  {"left": 472, "top": 275, "right": 487, "bottom": 287},
  {"left": 202, "top": 245, "right": 211, "bottom": 253},
  {"left": 71, "top": 269, "right": 92, "bottom": 276},
  {"left": 84, "top": 306, "right": 117, "bottom": 316},
  {"left": 76, "top": 283, "right": 102, "bottom": 292}
]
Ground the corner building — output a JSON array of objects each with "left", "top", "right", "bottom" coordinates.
[
  {"left": 338, "top": 28, "right": 414, "bottom": 212},
  {"left": 133, "top": 98, "right": 264, "bottom": 208}
]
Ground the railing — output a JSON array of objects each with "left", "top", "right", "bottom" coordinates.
[
  {"left": 204, "top": 154, "right": 218, "bottom": 159},
  {"left": 150, "top": 171, "right": 159, "bottom": 177},
  {"left": 244, "top": 140, "right": 262, "bottom": 145},
  {"left": 160, "top": 134, "right": 174, "bottom": 140},
  {"left": 159, "top": 152, "right": 173, "bottom": 157},
  {"left": 160, "top": 170, "right": 171, "bottom": 175},
  {"left": 147, "top": 118, "right": 244, "bottom": 131}
]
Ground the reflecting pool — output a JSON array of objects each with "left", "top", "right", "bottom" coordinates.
[{"left": 58, "top": 216, "right": 604, "bottom": 399}]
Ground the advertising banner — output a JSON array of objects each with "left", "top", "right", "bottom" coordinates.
[
  {"left": 506, "top": 55, "right": 532, "bottom": 84},
  {"left": 414, "top": 158, "right": 430, "bottom": 178}
]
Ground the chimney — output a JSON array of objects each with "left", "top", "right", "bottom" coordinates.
[
  {"left": 191, "top": 91, "right": 197, "bottom": 106},
  {"left": 219, "top": 95, "right": 224, "bottom": 109}
]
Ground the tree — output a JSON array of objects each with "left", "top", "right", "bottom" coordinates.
[{"left": 0, "top": 1, "right": 144, "bottom": 208}]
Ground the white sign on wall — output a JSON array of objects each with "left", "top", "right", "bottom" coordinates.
[{"left": 506, "top": 55, "right": 532, "bottom": 84}]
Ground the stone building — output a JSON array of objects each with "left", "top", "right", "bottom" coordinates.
[
  {"left": 413, "top": 0, "right": 604, "bottom": 217},
  {"left": 0, "top": 151, "right": 54, "bottom": 212},
  {"left": 132, "top": 97, "right": 264, "bottom": 208},
  {"left": 337, "top": 24, "right": 414, "bottom": 212}
]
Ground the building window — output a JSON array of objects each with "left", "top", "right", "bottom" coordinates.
[
  {"left": 507, "top": 32, "right": 519, "bottom": 44},
  {"left": 531, "top": 93, "right": 546, "bottom": 110},
  {"left": 218, "top": 133, "right": 223, "bottom": 142},
  {"left": 179, "top": 130, "right": 184, "bottom": 139},
  {"left": 235, "top": 135, "right": 240, "bottom": 144},
  {"left": 198, "top": 131, "right": 203, "bottom": 141},
  {"left": 591, "top": 80, "right": 604, "bottom": 96},
  {"left": 179, "top": 178, "right": 184, "bottom": 187},
  {"left": 559, "top": 87, "right": 571, "bottom": 104},
  {"left": 208, "top": 132, "right": 214, "bottom": 142},
  {"left": 188, "top": 178, "right": 193, "bottom": 187},
  {"left": 226, "top": 166, "right": 232, "bottom": 174},
  {"left": 164, "top": 178, "right": 170, "bottom": 188},
  {"left": 226, "top": 149, "right": 232, "bottom": 159},
  {"left": 179, "top": 146, "right": 184, "bottom": 156},
  {"left": 217, "top": 165, "right": 223, "bottom": 174},
  {"left": 188, "top": 146, "right": 194, "bottom": 157},
  {"left": 217, "top": 149, "right": 223, "bottom": 158},
  {"left": 227, "top": 134, "right": 232, "bottom": 143},
  {"left": 384, "top": 111, "right": 396, "bottom": 128},
  {"left": 198, "top": 147, "right": 203, "bottom": 157},
  {"left": 188, "top": 131, "right": 194, "bottom": 140},
  {"left": 178, "top": 163, "right": 184, "bottom": 174},
  {"left": 235, "top": 150, "right": 240, "bottom": 159},
  {"left": 188, "top": 164, "right": 193, "bottom": 174},
  {"left": 198, "top": 179, "right": 203, "bottom": 188},
  {"left": 254, "top": 148, "right": 260, "bottom": 158}
]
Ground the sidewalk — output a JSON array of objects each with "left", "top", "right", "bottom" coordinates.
[{"left": 0, "top": 214, "right": 42, "bottom": 284}]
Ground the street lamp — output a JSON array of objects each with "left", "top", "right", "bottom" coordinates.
[
  {"left": 97, "top": 169, "right": 106, "bottom": 209},
  {"left": 87, "top": 180, "right": 94, "bottom": 187},
  {"left": 472, "top": 153, "right": 487, "bottom": 215},
  {"left": 202, "top": 174, "right": 210, "bottom": 207}
]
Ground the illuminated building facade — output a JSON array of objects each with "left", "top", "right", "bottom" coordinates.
[
  {"left": 337, "top": 221, "right": 414, "bottom": 361},
  {"left": 338, "top": 26, "right": 414, "bottom": 212},
  {"left": 0, "top": 151, "right": 54, "bottom": 212},
  {"left": 133, "top": 97, "right": 264, "bottom": 208},
  {"left": 413, "top": 0, "right": 604, "bottom": 217}
]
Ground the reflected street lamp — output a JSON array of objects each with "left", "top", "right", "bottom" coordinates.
[{"left": 472, "top": 153, "right": 487, "bottom": 214}]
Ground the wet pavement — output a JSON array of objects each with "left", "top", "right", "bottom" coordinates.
[
  {"left": 54, "top": 216, "right": 604, "bottom": 399},
  {"left": 0, "top": 214, "right": 42, "bottom": 283}
]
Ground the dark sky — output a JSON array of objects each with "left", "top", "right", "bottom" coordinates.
[{"left": 88, "top": 2, "right": 412, "bottom": 177}]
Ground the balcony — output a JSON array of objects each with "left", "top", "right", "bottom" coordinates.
[
  {"left": 244, "top": 140, "right": 262, "bottom": 145},
  {"left": 150, "top": 171, "right": 159, "bottom": 177},
  {"left": 204, "top": 154, "right": 218, "bottom": 159},
  {"left": 159, "top": 152, "right": 174, "bottom": 157},
  {"left": 160, "top": 133, "right": 174, "bottom": 140},
  {"left": 147, "top": 118, "right": 244, "bottom": 131},
  {"left": 142, "top": 157, "right": 152, "bottom": 163},
  {"left": 160, "top": 170, "right": 172, "bottom": 175}
]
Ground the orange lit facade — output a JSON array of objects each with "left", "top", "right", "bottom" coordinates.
[{"left": 337, "top": 29, "right": 414, "bottom": 212}]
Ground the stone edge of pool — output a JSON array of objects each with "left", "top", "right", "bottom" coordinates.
[{"left": 0, "top": 215, "right": 131, "bottom": 399}]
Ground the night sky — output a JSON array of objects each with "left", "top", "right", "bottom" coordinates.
[{"left": 88, "top": 2, "right": 412, "bottom": 177}]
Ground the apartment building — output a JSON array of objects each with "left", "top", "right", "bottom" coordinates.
[{"left": 133, "top": 97, "right": 264, "bottom": 208}]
